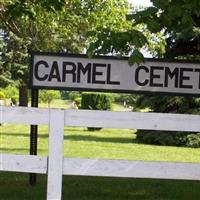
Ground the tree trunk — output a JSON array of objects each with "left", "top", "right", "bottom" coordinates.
[{"left": 19, "top": 85, "right": 28, "bottom": 106}]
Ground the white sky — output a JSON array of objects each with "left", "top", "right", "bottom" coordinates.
[{"left": 128, "top": 0, "right": 152, "bottom": 7}]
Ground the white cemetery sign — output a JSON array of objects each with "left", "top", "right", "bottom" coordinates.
[{"left": 31, "top": 52, "right": 200, "bottom": 96}]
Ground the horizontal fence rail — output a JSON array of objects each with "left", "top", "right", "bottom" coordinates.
[
  {"left": 2, "top": 106, "right": 200, "bottom": 131},
  {"left": 63, "top": 158, "right": 200, "bottom": 181},
  {"left": 2, "top": 154, "right": 200, "bottom": 181},
  {"left": 0, "top": 154, "right": 47, "bottom": 174},
  {"left": 65, "top": 109, "right": 200, "bottom": 132},
  {"left": 0, "top": 106, "right": 49, "bottom": 125},
  {"left": 1, "top": 105, "right": 200, "bottom": 200}
]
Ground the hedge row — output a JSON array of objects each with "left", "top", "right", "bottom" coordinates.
[
  {"left": 136, "top": 130, "right": 200, "bottom": 148},
  {"left": 81, "top": 92, "right": 113, "bottom": 110}
]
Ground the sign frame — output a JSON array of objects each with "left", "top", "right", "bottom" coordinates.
[{"left": 30, "top": 51, "right": 200, "bottom": 97}]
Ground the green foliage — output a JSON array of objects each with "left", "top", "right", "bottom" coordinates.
[
  {"left": 87, "top": 28, "right": 148, "bottom": 65},
  {"left": 186, "top": 133, "right": 200, "bottom": 148},
  {"left": 0, "top": 91, "right": 5, "bottom": 99},
  {"left": 88, "top": 0, "right": 200, "bottom": 62},
  {"left": 129, "top": 49, "right": 145, "bottom": 65},
  {"left": 39, "top": 90, "right": 60, "bottom": 107},
  {"left": 136, "top": 130, "right": 188, "bottom": 147},
  {"left": 81, "top": 92, "right": 113, "bottom": 111},
  {"left": 130, "top": 0, "right": 200, "bottom": 58},
  {"left": 3, "top": 85, "right": 18, "bottom": 99},
  {"left": 0, "top": 0, "right": 130, "bottom": 106},
  {"left": 87, "top": 2, "right": 166, "bottom": 63},
  {"left": 113, "top": 93, "right": 137, "bottom": 106},
  {"left": 60, "top": 91, "right": 81, "bottom": 100},
  {"left": 135, "top": 95, "right": 200, "bottom": 114},
  {"left": 136, "top": 130, "right": 200, "bottom": 148}
]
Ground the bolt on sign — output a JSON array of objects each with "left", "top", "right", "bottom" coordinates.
[{"left": 30, "top": 52, "right": 200, "bottom": 96}]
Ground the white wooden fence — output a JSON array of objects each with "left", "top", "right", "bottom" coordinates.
[{"left": 1, "top": 105, "right": 200, "bottom": 200}]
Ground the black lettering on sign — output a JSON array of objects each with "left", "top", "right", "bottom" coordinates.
[
  {"left": 77, "top": 62, "right": 91, "bottom": 83},
  {"left": 34, "top": 60, "right": 49, "bottom": 81},
  {"left": 92, "top": 63, "right": 106, "bottom": 84},
  {"left": 179, "top": 68, "right": 193, "bottom": 89},
  {"left": 164, "top": 67, "right": 179, "bottom": 88},
  {"left": 150, "top": 66, "right": 164, "bottom": 87},
  {"left": 195, "top": 68, "right": 200, "bottom": 89},
  {"left": 135, "top": 65, "right": 149, "bottom": 86},
  {"left": 48, "top": 61, "right": 61, "bottom": 82},
  {"left": 62, "top": 62, "right": 76, "bottom": 82},
  {"left": 107, "top": 64, "right": 120, "bottom": 85}
]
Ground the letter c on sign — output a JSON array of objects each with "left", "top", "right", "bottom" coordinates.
[
  {"left": 135, "top": 65, "right": 149, "bottom": 86},
  {"left": 34, "top": 60, "right": 49, "bottom": 81}
]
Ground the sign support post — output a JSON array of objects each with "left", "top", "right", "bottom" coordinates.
[{"left": 29, "top": 88, "right": 38, "bottom": 185}]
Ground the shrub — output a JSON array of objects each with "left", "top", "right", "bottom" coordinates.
[
  {"left": 136, "top": 130, "right": 200, "bottom": 148},
  {"left": 113, "top": 93, "right": 137, "bottom": 106},
  {"left": 39, "top": 90, "right": 60, "bottom": 107},
  {"left": 60, "top": 91, "right": 81, "bottom": 100},
  {"left": 4, "top": 85, "right": 18, "bottom": 99},
  {"left": 186, "top": 133, "right": 200, "bottom": 148},
  {"left": 81, "top": 92, "right": 113, "bottom": 131},
  {"left": 81, "top": 92, "right": 113, "bottom": 110},
  {"left": 0, "top": 91, "right": 5, "bottom": 99}
]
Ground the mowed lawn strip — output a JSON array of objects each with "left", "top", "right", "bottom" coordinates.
[{"left": 1, "top": 124, "right": 200, "bottom": 163}]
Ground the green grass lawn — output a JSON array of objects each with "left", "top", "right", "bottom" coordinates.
[
  {"left": 1, "top": 124, "right": 200, "bottom": 162},
  {"left": 1, "top": 172, "right": 200, "bottom": 200},
  {"left": 1, "top": 123, "right": 200, "bottom": 199}
]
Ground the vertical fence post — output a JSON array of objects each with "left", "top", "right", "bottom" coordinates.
[{"left": 47, "top": 109, "right": 64, "bottom": 200}]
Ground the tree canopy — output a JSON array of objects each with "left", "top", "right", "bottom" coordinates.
[
  {"left": 131, "top": 0, "right": 200, "bottom": 59},
  {"left": 88, "top": 0, "right": 200, "bottom": 63},
  {"left": 0, "top": 0, "right": 130, "bottom": 105},
  {"left": 0, "top": 0, "right": 129, "bottom": 86}
]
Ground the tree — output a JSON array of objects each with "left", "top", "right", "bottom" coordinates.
[
  {"left": 87, "top": 2, "right": 166, "bottom": 64},
  {"left": 39, "top": 90, "right": 60, "bottom": 107},
  {"left": 130, "top": 0, "right": 200, "bottom": 59},
  {"left": 88, "top": 0, "right": 200, "bottom": 62},
  {"left": 0, "top": 0, "right": 130, "bottom": 106}
]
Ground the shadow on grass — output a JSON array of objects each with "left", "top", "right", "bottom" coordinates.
[
  {"left": 0, "top": 132, "right": 49, "bottom": 138},
  {"left": 64, "top": 134, "right": 135, "bottom": 144},
  {"left": 0, "top": 147, "right": 46, "bottom": 153},
  {"left": 1, "top": 172, "right": 200, "bottom": 200},
  {"left": 1, "top": 132, "right": 136, "bottom": 144}
]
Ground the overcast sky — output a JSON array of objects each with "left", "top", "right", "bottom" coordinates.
[{"left": 128, "top": 0, "right": 152, "bottom": 7}]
